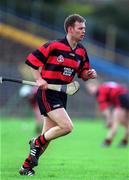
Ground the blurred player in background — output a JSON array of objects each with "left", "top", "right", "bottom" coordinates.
[
  {"left": 19, "top": 14, "right": 97, "bottom": 176},
  {"left": 19, "top": 85, "right": 42, "bottom": 134},
  {"left": 86, "top": 79, "right": 129, "bottom": 147}
]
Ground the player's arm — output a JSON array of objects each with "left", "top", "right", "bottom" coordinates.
[
  {"left": 77, "top": 49, "right": 97, "bottom": 81},
  {"left": 25, "top": 43, "right": 51, "bottom": 89}
]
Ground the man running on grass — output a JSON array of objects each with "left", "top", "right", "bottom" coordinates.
[{"left": 19, "top": 14, "right": 97, "bottom": 176}]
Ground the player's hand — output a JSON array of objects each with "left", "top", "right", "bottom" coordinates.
[
  {"left": 87, "top": 69, "right": 97, "bottom": 79},
  {"left": 82, "top": 69, "right": 97, "bottom": 81},
  {"left": 36, "top": 79, "right": 48, "bottom": 89}
]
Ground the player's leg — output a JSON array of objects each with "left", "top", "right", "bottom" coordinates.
[
  {"left": 19, "top": 115, "right": 56, "bottom": 176},
  {"left": 117, "top": 93, "right": 129, "bottom": 146},
  {"left": 44, "top": 108, "right": 73, "bottom": 140},
  {"left": 118, "top": 110, "right": 129, "bottom": 146},
  {"left": 29, "top": 108, "right": 73, "bottom": 165},
  {"left": 29, "top": 108, "right": 73, "bottom": 161},
  {"left": 37, "top": 115, "right": 57, "bottom": 156},
  {"left": 19, "top": 89, "right": 72, "bottom": 175},
  {"left": 30, "top": 108, "right": 73, "bottom": 151},
  {"left": 32, "top": 88, "right": 73, "bottom": 143},
  {"left": 20, "top": 108, "right": 73, "bottom": 175},
  {"left": 102, "top": 108, "right": 120, "bottom": 146},
  {"left": 33, "top": 105, "right": 43, "bottom": 134}
]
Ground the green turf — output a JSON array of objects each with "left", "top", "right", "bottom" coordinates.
[{"left": 0, "top": 117, "right": 129, "bottom": 180}]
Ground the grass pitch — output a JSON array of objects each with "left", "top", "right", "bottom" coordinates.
[{"left": 0, "top": 117, "right": 129, "bottom": 180}]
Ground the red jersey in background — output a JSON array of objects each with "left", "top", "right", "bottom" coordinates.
[{"left": 96, "top": 82, "right": 128, "bottom": 110}]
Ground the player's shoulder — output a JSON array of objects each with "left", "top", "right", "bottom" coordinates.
[
  {"left": 44, "top": 38, "right": 64, "bottom": 48},
  {"left": 43, "top": 40, "right": 55, "bottom": 48}
]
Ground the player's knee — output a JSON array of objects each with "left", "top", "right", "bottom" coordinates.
[{"left": 63, "top": 123, "right": 73, "bottom": 134}]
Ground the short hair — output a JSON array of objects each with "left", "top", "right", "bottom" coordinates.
[{"left": 64, "top": 14, "right": 86, "bottom": 33}]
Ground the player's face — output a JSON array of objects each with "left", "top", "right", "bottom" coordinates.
[{"left": 71, "top": 21, "right": 86, "bottom": 42}]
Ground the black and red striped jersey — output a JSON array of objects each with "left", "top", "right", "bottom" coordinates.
[
  {"left": 25, "top": 37, "right": 90, "bottom": 84},
  {"left": 96, "top": 82, "right": 128, "bottom": 110}
]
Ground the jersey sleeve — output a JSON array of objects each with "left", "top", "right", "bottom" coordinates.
[
  {"left": 25, "top": 42, "right": 51, "bottom": 69},
  {"left": 77, "top": 49, "right": 90, "bottom": 78}
]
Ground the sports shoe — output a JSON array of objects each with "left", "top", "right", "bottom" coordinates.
[
  {"left": 102, "top": 139, "right": 112, "bottom": 147},
  {"left": 19, "top": 166, "right": 35, "bottom": 176},
  {"left": 118, "top": 139, "right": 128, "bottom": 147},
  {"left": 29, "top": 138, "right": 41, "bottom": 167}
]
